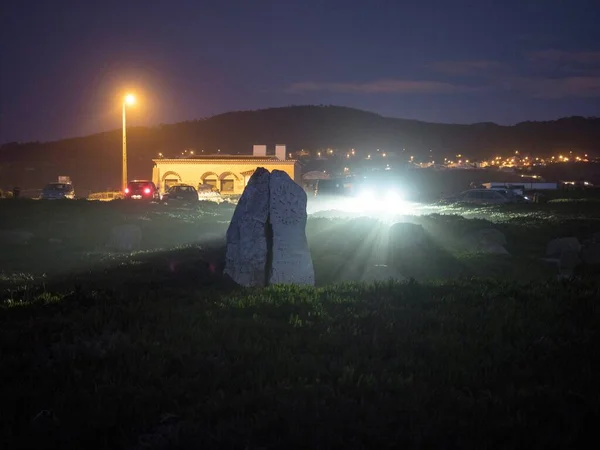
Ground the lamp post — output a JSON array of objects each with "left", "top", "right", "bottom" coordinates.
[{"left": 122, "top": 94, "right": 136, "bottom": 191}]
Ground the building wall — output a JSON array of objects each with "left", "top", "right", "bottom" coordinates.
[{"left": 152, "top": 159, "right": 300, "bottom": 194}]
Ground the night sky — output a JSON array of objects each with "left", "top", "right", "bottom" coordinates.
[{"left": 1, "top": 0, "right": 599, "bottom": 143}]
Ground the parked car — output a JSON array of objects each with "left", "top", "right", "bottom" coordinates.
[
  {"left": 40, "top": 182, "right": 75, "bottom": 200},
  {"left": 124, "top": 180, "right": 160, "bottom": 201},
  {"left": 161, "top": 184, "right": 199, "bottom": 204},
  {"left": 491, "top": 188, "right": 531, "bottom": 203},
  {"left": 453, "top": 189, "right": 511, "bottom": 205}
]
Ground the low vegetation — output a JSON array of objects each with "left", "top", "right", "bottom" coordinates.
[{"left": 1, "top": 199, "right": 599, "bottom": 449}]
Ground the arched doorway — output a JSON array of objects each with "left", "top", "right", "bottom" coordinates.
[
  {"left": 219, "top": 172, "right": 240, "bottom": 194},
  {"left": 200, "top": 171, "right": 219, "bottom": 190},
  {"left": 161, "top": 171, "right": 182, "bottom": 192}
]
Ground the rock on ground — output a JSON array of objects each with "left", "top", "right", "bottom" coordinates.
[
  {"left": 479, "top": 242, "right": 510, "bottom": 255},
  {"left": 473, "top": 228, "right": 507, "bottom": 246},
  {"left": 108, "top": 224, "right": 142, "bottom": 251},
  {"left": 268, "top": 170, "right": 315, "bottom": 286},
  {"left": 223, "top": 167, "right": 271, "bottom": 287},
  {"left": 389, "top": 222, "right": 427, "bottom": 249},
  {"left": 546, "top": 237, "right": 581, "bottom": 257},
  {"left": 461, "top": 228, "right": 509, "bottom": 255},
  {"left": 560, "top": 249, "right": 581, "bottom": 270}
]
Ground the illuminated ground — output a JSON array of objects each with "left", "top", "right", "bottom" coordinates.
[
  {"left": 0, "top": 198, "right": 599, "bottom": 284},
  {"left": 307, "top": 195, "right": 600, "bottom": 222},
  {"left": 1, "top": 199, "right": 599, "bottom": 449}
]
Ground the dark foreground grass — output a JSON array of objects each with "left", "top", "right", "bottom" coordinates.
[
  {"left": 2, "top": 261, "right": 600, "bottom": 449},
  {"left": 1, "top": 200, "right": 600, "bottom": 448}
]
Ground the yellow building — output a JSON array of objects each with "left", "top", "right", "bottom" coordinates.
[{"left": 151, "top": 145, "right": 301, "bottom": 195}]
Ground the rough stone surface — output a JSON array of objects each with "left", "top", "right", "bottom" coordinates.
[
  {"left": 479, "top": 242, "right": 510, "bottom": 255},
  {"left": 223, "top": 168, "right": 271, "bottom": 287},
  {"left": 108, "top": 224, "right": 142, "bottom": 251},
  {"left": 560, "top": 249, "right": 581, "bottom": 270},
  {"left": 540, "top": 257, "right": 561, "bottom": 268},
  {"left": 389, "top": 222, "right": 427, "bottom": 248},
  {"left": 268, "top": 170, "right": 315, "bottom": 286},
  {"left": 546, "top": 237, "right": 581, "bottom": 257}
]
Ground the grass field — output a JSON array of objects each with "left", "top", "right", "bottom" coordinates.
[{"left": 1, "top": 198, "right": 600, "bottom": 449}]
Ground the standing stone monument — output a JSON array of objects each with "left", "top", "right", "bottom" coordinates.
[
  {"left": 268, "top": 170, "right": 315, "bottom": 286},
  {"left": 222, "top": 168, "right": 315, "bottom": 287},
  {"left": 223, "top": 168, "right": 271, "bottom": 286}
]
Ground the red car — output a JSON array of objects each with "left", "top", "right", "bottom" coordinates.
[{"left": 124, "top": 180, "right": 160, "bottom": 201}]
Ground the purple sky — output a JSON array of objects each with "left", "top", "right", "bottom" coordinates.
[{"left": 1, "top": 0, "right": 600, "bottom": 143}]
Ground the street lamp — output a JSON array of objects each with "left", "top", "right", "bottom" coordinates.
[{"left": 122, "top": 94, "right": 136, "bottom": 191}]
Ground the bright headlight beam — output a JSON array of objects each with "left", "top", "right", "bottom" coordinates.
[
  {"left": 385, "top": 190, "right": 403, "bottom": 202},
  {"left": 358, "top": 189, "right": 375, "bottom": 201}
]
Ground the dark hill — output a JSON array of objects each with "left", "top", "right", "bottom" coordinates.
[{"left": 1, "top": 105, "right": 599, "bottom": 194}]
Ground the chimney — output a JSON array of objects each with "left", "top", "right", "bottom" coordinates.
[
  {"left": 253, "top": 145, "right": 266, "bottom": 157},
  {"left": 275, "top": 144, "right": 286, "bottom": 161}
]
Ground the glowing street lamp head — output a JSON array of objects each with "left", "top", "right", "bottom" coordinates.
[{"left": 124, "top": 94, "right": 136, "bottom": 105}]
